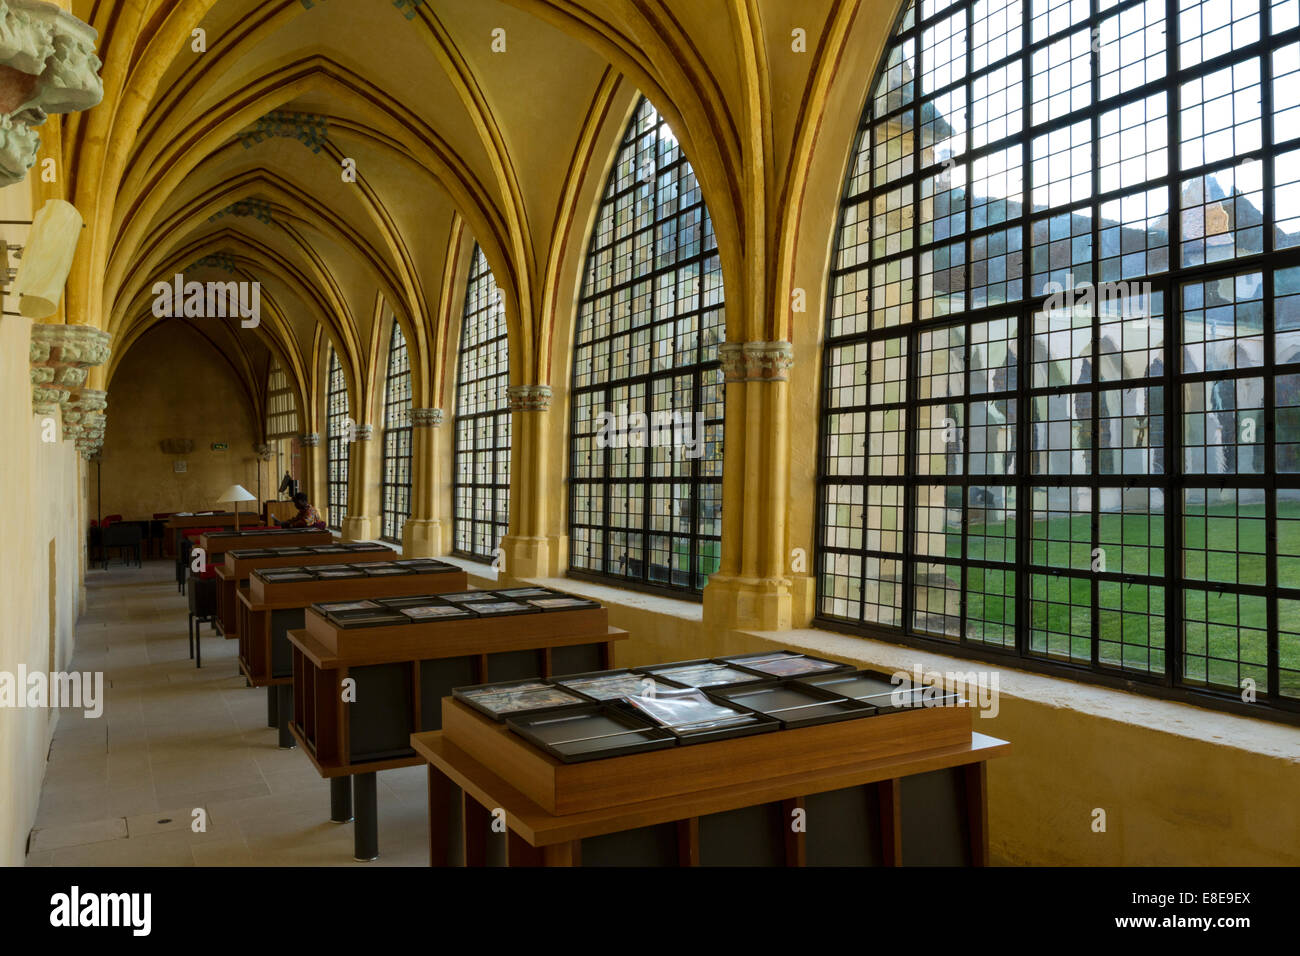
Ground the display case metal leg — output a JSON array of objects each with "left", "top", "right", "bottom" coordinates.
[
  {"left": 463, "top": 795, "right": 489, "bottom": 867},
  {"left": 353, "top": 772, "right": 378, "bottom": 861},
  {"left": 266, "top": 686, "right": 278, "bottom": 728},
  {"left": 276, "top": 683, "right": 294, "bottom": 749},
  {"left": 331, "top": 776, "right": 353, "bottom": 824},
  {"left": 188, "top": 617, "right": 194, "bottom": 659}
]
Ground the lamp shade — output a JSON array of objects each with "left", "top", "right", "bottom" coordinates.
[
  {"left": 217, "top": 484, "right": 257, "bottom": 504},
  {"left": 15, "top": 199, "right": 85, "bottom": 319}
]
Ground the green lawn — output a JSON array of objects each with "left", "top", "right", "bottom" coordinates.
[{"left": 913, "top": 497, "right": 1300, "bottom": 698}]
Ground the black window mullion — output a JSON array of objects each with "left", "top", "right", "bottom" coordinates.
[
  {"left": 1089, "top": 0, "right": 1102, "bottom": 671},
  {"left": 901, "top": 17, "right": 923, "bottom": 640},
  {"left": 1016, "top": 0, "right": 1034, "bottom": 662},
  {"left": 1262, "top": 0, "right": 1281, "bottom": 701}
]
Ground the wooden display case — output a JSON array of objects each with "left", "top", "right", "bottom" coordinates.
[
  {"left": 214, "top": 541, "right": 396, "bottom": 640},
  {"left": 196, "top": 527, "right": 332, "bottom": 560},
  {"left": 237, "top": 559, "right": 466, "bottom": 690},
  {"left": 162, "top": 512, "right": 259, "bottom": 556},
  {"left": 411, "top": 663, "right": 1010, "bottom": 867},
  {"left": 285, "top": 592, "right": 626, "bottom": 860}
]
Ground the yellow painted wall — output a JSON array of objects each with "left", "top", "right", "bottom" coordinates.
[
  {"left": 94, "top": 322, "right": 273, "bottom": 521},
  {"left": 0, "top": 316, "right": 84, "bottom": 866}
]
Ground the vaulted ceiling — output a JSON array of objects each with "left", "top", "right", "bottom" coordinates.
[{"left": 64, "top": 0, "right": 895, "bottom": 436}]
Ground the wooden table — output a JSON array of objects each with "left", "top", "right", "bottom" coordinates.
[
  {"left": 163, "top": 513, "right": 259, "bottom": 557},
  {"left": 213, "top": 539, "right": 393, "bottom": 641},
  {"left": 236, "top": 557, "right": 465, "bottom": 747},
  {"left": 287, "top": 599, "right": 626, "bottom": 861},
  {"left": 412, "top": 693, "right": 1009, "bottom": 867}
]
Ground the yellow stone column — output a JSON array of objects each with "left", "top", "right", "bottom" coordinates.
[
  {"left": 341, "top": 424, "right": 377, "bottom": 541},
  {"left": 499, "top": 385, "right": 565, "bottom": 580},
  {"left": 402, "top": 407, "right": 445, "bottom": 556},
  {"left": 298, "top": 432, "right": 323, "bottom": 519},
  {"left": 701, "top": 341, "right": 795, "bottom": 633}
]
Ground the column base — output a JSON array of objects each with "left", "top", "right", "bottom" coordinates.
[
  {"left": 498, "top": 534, "right": 567, "bottom": 580},
  {"left": 702, "top": 573, "right": 794, "bottom": 633},
  {"left": 339, "top": 515, "right": 375, "bottom": 542},
  {"left": 401, "top": 518, "right": 444, "bottom": 557},
  {"left": 789, "top": 573, "right": 817, "bottom": 628}
]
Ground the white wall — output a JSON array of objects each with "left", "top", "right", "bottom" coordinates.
[{"left": 0, "top": 314, "right": 84, "bottom": 865}]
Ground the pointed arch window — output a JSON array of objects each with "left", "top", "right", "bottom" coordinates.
[
  {"left": 453, "top": 246, "right": 511, "bottom": 562},
  {"left": 265, "top": 359, "right": 297, "bottom": 439},
  {"left": 381, "top": 320, "right": 413, "bottom": 543},
  {"left": 325, "top": 348, "right": 349, "bottom": 531},
  {"left": 568, "top": 97, "right": 726, "bottom": 597},
  {"left": 816, "top": 0, "right": 1300, "bottom": 719}
]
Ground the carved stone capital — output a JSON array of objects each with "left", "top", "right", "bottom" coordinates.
[
  {"left": 75, "top": 410, "right": 106, "bottom": 458},
  {"left": 62, "top": 387, "right": 106, "bottom": 441},
  {"left": 53, "top": 364, "right": 86, "bottom": 388},
  {"left": 353, "top": 424, "right": 374, "bottom": 441},
  {"left": 507, "top": 384, "right": 552, "bottom": 412},
  {"left": 70, "top": 388, "right": 107, "bottom": 415},
  {"left": 412, "top": 407, "right": 444, "bottom": 428},
  {"left": 253, "top": 443, "right": 274, "bottom": 461},
  {"left": 31, "top": 383, "right": 67, "bottom": 415},
  {"left": 718, "top": 341, "right": 794, "bottom": 383},
  {"left": 30, "top": 323, "right": 112, "bottom": 417},
  {"left": 31, "top": 323, "right": 112, "bottom": 368},
  {"left": 0, "top": 2, "right": 104, "bottom": 187},
  {"left": 299, "top": 433, "right": 321, "bottom": 447}
]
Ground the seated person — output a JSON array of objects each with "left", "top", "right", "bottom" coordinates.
[{"left": 276, "top": 492, "right": 324, "bottom": 528}]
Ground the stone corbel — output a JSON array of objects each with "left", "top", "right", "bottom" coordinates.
[
  {"left": 29, "top": 322, "right": 110, "bottom": 419},
  {"left": 0, "top": 1, "right": 104, "bottom": 187},
  {"left": 75, "top": 413, "right": 104, "bottom": 458},
  {"left": 61, "top": 385, "right": 104, "bottom": 441},
  {"left": 411, "top": 407, "right": 443, "bottom": 428},
  {"left": 299, "top": 433, "right": 320, "bottom": 447},
  {"left": 506, "top": 385, "right": 552, "bottom": 412},
  {"left": 718, "top": 341, "right": 794, "bottom": 383},
  {"left": 353, "top": 423, "right": 374, "bottom": 441}
]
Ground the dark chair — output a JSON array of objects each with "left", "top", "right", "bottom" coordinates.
[
  {"left": 176, "top": 526, "right": 221, "bottom": 594},
  {"left": 87, "top": 523, "right": 102, "bottom": 564},
  {"left": 101, "top": 523, "right": 143, "bottom": 569},
  {"left": 146, "top": 520, "right": 166, "bottom": 559},
  {"left": 187, "top": 565, "right": 219, "bottom": 668}
]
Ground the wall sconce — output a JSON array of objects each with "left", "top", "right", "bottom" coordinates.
[{"left": 12, "top": 199, "right": 83, "bottom": 318}]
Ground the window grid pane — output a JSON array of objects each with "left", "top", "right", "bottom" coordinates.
[
  {"left": 266, "top": 359, "right": 298, "bottom": 439},
  {"left": 570, "top": 97, "right": 725, "bottom": 596},
  {"left": 817, "top": 0, "right": 1300, "bottom": 719},
  {"left": 381, "top": 320, "right": 412, "bottom": 544},
  {"left": 453, "top": 245, "right": 511, "bottom": 563},
  {"left": 326, "top": 349, "right": 348, "bottom": 532}
]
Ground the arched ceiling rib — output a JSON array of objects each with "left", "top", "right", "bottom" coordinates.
[{"left": 66, "top": 0, "right": 886, "bottom": 421}]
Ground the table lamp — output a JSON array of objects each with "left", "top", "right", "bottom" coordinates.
[{"left": 217, "top": 484, "right": 257, "bottom": 530}]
